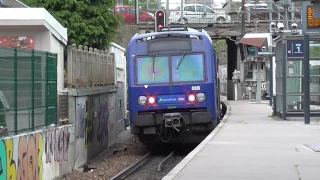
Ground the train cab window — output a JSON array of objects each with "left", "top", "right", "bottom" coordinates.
[
  {"left": 171, "top": 54, "right": 205, "bottom": 82},
  {"left": 136, "top": 56, "right": 170, "bottom": 85}
]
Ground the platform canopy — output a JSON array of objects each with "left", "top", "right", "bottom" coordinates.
[
  {"left": 239, "top": 37, "right": 267, "bottom": 47},
  {"left": 0, "top": 8, "right": 68, "bottom": 45},
  {"left": 239, "top": 33, "right": 271, "bottom": 48}
]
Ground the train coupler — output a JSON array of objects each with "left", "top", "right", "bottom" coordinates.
[{"left": 163, "top": 113, "right": 183, "bottom": 131}]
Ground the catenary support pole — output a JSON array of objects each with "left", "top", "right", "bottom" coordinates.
[{"left": 241, "top": 0, "right": 245, "bottom": 36}]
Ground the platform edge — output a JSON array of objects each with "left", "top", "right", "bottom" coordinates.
[{"left": 162, "top": 100, "right": 231, "bottom": 180}]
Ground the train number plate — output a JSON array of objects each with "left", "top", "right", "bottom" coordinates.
[{"left": 191, "top": 86, "right": 200, "bottom": 91}]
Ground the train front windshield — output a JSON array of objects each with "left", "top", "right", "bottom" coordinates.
[{"left": 136, "top": 53, "right": 205, "bottom": 85}]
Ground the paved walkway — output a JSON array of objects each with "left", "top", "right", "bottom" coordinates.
[{"left": 163, "top": 100, "right": 320, "bottom": 180}]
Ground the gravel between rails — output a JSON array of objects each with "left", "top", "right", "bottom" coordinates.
[
  {"left": 123, "top": 154, "right": 185, "bottom": 180},
  {"left": 60, "top": 136, "right": 148, "bottom": 180}
]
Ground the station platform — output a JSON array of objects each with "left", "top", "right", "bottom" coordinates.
[{"left": 163, "top": 100, "right": 320, "bottom": 180}]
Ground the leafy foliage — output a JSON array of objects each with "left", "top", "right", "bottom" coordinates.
[
  {"left": 310, "top": 45, "right": 320, "bottom": 58},
  {"left": 214, "top": 40, "right": 227, "bottom": 64},
  {"left": 124, "top": 0, "right": 134, "bottom": 6},
  {"left": 22, "top": 0, "right": 123, "bottom": 49}
]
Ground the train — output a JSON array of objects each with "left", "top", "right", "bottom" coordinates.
[{"left": 127, "top": 26, "right": 222, "bottom": 145}]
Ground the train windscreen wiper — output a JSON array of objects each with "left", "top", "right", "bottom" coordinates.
[
  {"left": 175, "top": 51, "right": 188, "bottom": 80},
  {"left": 176, "top": 51, "right": 188, "bottom": 71},
  {"left": 152, "top": 53, "right": 155, "bottom": 82}
]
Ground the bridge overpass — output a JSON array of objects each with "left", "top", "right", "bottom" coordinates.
[
  {"left": 135, "top": 21, "right": 268, "bottom": 101},
  {"left": 134, "top": 19, "right": 301, "bottom": 101},
  {"left": 137, "top": 22, "right": 270, "bottom": 38}
]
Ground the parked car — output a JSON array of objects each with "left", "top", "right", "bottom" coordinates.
[
  {"left": 113, "top": 5, "right": 155, "bottom": 24},
  {"left": 168, "top": 4, "right": 232, "bottom": 24}
]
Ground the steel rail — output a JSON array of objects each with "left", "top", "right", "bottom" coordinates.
[
  {"left": 157, "top": 151, "right": 175, "bottom": 172},
  {"left": 110, "top": 152, "right": 151, "bottom": 180}
]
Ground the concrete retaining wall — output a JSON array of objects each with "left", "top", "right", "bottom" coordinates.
[
  {"left": 0, "top": 124, "right": 76, "bottom": 179},
  {"left": 68, "top": 86, "right": 118, "bottom": 167}
]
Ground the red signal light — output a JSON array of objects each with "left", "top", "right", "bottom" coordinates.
[{"left": 155, "top": 10, "right": 165, "bottom": 32}]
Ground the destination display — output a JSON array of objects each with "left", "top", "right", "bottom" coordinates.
[{"left": 307, "top": 6, "right": 320, "bottom": 28}]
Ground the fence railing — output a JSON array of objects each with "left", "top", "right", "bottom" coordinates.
[
  {"left": 67, "top": 44, "right": 116, "bottom": 88},
  {"left": 0, "top": 46, "right": 57, "bottom": 136},
  {"left": 119, "top": 1, "right": 302, "bottom": 25}
]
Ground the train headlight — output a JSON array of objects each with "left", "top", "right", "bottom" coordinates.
[
  {"left": 148, "top": 96, "right": 156, "bottom": 104},
  {"left": 196, "top": 93, "right": 206, "bottom": 102},
  {"left": 138, "top": 96, "right": 147, "bottom": 105},
  {"left": 188, "top": 94, "right": 195, "bottom": 102}
]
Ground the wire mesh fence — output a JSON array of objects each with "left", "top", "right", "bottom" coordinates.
[{"left": 0, "top": 46, "right": 57, "bottom": 136}]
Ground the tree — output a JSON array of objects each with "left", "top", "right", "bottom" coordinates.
[
  {"left": 22, "top": 0, "right": 123, "bottom": 50},
  {"left": 214, "top": 40, "right": 227, "bottom": 64},
  {"left": 310, "top": 46, "right": 320, "bottom": 58},
  {"left": 124, "top": 0, "right": 134, "bottom": 6}
]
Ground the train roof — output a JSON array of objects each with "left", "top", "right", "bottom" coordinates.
[{"left": 129, "top": 27, "right": 212, "bottom": 43}]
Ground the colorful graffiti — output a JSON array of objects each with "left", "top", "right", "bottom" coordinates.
[
  {"left": 85, "top": 97, "right": 94, "bottom": 147},
  {"left": 0, "top": 36, "right": 35, "bottom": 50},
  {"left": 97, "top": 95, "right": 109, "bottom": 146},
  {"left": 76, "top": 103, "right": 86, "bottom": 138},
  {"left": 0, "top": 126, "right": 71, "bottom": 180},
  {"left": 45, "top": 127, "right": 70, "bottom": 164},
  {"left": 82, "top": 94, "right": 113, "bottom": 148}
]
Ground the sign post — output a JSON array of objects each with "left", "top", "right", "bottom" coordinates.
[{"left": 304, "top": 35, "right": 310, "bottom": 124}]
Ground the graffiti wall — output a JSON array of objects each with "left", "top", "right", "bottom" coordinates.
[
  {"left": 75, "top": 92, "right": 116, "bottom": 160},
  {"left": 0, "top": 125, "right": 74, "bottom": 180}
]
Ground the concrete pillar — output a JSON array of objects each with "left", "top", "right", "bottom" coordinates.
[{"left": 227, "top": 37, "right": 238, "bottom": 100}]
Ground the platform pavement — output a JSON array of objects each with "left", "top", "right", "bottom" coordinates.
[{"left": 163, "top": 100, "right": 320, "bottom": 180}]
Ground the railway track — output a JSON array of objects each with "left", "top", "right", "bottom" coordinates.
[
  {"left": 110, "top": 102, "right": 227, "bottom": 180},
  {"left": 110, "top": 149, "right": 185, "bottom": 180}
]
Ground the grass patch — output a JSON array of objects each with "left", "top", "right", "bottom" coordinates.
[{"left": 268, "top": 114, "right": 279, "bottom": 119}]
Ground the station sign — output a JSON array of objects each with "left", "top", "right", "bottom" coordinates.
[{"left": 287, "top": 40, "right": 304, "bottom": 58}]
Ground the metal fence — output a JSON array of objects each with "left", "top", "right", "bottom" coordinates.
[
  {"left": 118, "top": 1, "right": 303, "bottom": 25},
  {"left": 0, "top": 46, "right": 57, "bottom": 135},
  {"left": 67, "top": 45, "right": 116, "bottom": 88}
]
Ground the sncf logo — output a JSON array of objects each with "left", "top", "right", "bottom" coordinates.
[{"left": 178, "top": 97, "right": 185, "bottom": 101}]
